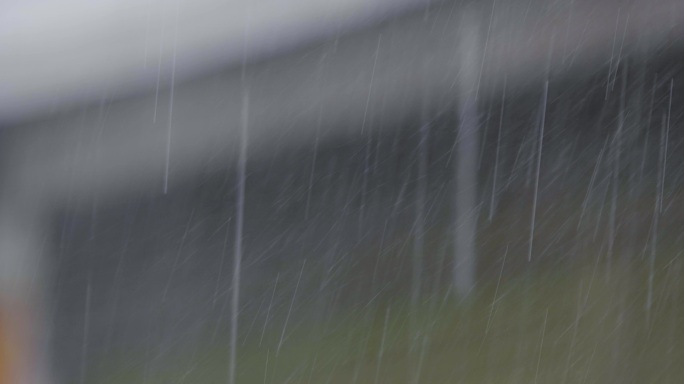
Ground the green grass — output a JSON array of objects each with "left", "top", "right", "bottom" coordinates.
[
  {"left": 92, "top": 258, "right": 684, "bottom": 384},
  {"left": 92, "top": 184, "right": 684, "bottom": 383}
]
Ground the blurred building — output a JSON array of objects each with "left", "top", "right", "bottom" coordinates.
[{"left": 0, "top": 0, "right": 682, "bottom": 382}]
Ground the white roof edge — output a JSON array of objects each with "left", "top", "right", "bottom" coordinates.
[{"left": 0, "top": 0, "right": 431, "bottom": 124}]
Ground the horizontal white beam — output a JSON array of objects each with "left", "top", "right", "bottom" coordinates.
[
  {"left": 5, "top": 0, "right": 683, "bottom": 207},
  {"left": 0, "top": 0, "right": 427, "bottom": 124}
]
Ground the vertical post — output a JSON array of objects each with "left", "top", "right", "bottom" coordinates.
[
  {"left": 0, "top": 192, "right": 51, "bottom": 384},
  {"left": 453, "top": 10, "right": 482, "bottom": 298},
  {"left": 229, "top": 90, "right": 249, "bottom": 384},
  {"left": 412, "top": 101, "right": 429, "bottom": 309}
]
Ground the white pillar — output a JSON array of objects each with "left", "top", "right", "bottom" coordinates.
[
  {"left": 453, "top": 9, "right": 481, "bottom": 298},
  {"left": 0, "top": 191, "right": 51, "bottom": 384}
]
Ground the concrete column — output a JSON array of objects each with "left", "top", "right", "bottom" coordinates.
[
  {"left": 0, "top": 192, "right": 51, "bottom": 384},
  {"left": 453, "top": 9, "right": 481, "bottom": 298}
]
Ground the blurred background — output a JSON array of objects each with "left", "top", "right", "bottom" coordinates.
[{"left": 1, "top": 0, "right": 683, "bottom": 383}]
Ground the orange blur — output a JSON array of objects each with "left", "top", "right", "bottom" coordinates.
[{"left": 0, "top": 300, "right": 29, "bottom": 384}]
